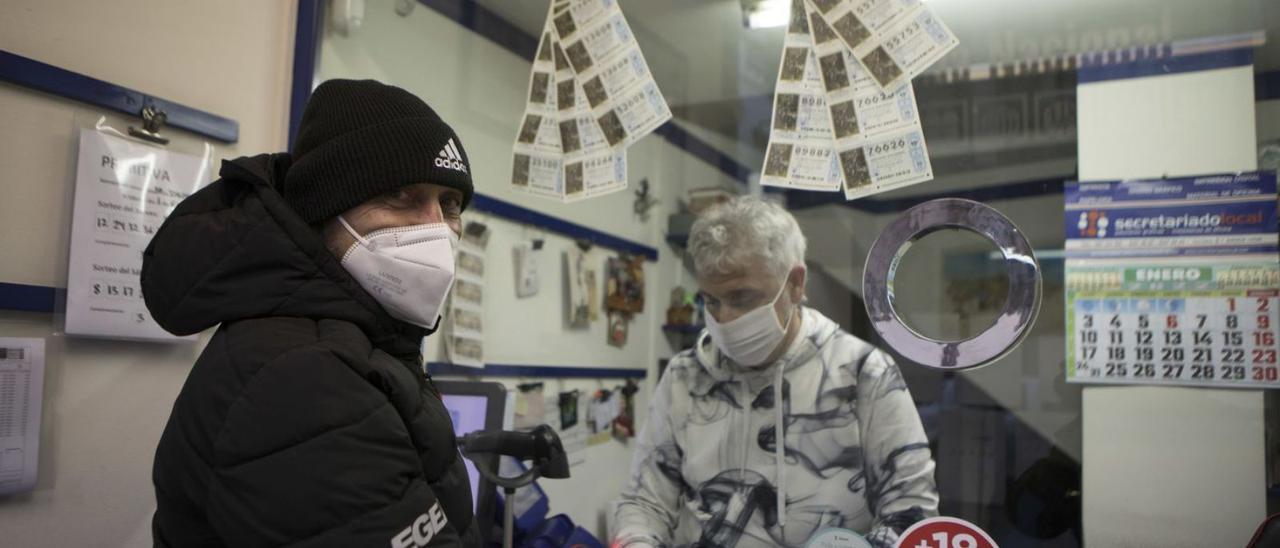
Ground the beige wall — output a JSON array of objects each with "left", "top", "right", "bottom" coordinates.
[{"left": 0, "top": 1, "right": 296, "bottom": 546}]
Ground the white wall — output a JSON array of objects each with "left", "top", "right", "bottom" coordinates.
[
  {"left": 315, "top": 1, "right": 745, "bottom": 538},
  {"left": 1077, "top": 65, "right": 1264, "bottom": 548},
  {"left": 0, "top": 1, "right": 297, "bottom": 546}
]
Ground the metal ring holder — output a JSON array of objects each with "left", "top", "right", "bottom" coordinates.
[{"left": 863, "top": 199, "right": 1041, "bottom": 370}]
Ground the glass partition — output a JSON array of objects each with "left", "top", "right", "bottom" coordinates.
[{"left": 313, "top": 1, "right": 1279, "bottom": 546}]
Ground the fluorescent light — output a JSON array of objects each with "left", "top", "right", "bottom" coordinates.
[{"left": 743, "top": 0, "right": 789, "bottom": 29}]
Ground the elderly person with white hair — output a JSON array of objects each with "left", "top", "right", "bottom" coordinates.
[{"left": 613, "top": 196, "right": 938, "bottom": 548}]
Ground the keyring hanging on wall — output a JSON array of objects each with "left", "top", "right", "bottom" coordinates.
[{"left": 863, "top": 198, "right": 1042, "bottom": 370}]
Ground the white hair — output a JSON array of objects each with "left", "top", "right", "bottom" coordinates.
[{"left": 688, "top": 195, "right": 807, "bottom": 280}]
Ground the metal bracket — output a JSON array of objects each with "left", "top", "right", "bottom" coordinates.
[{"left": 128, "top": 105, "right": 170, "bottom": 145}]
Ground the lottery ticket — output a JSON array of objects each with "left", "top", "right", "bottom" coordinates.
[
  {"left": 446, "top": 330, "right": 484, "bottom": 368},
  {"left": 579, "top": 48, "right": 652, "bottom": 112},
  {"left": 554, "top": 41, "right": 580, "bottom": 124},
  {"left": 594, "top": 81, "right": 672, "bottom": 150},
  {"left": 561, "top": 62, "right": 628, "bottom": 201},
  {"left": 445, "top": 235, "right": 486, "bottom": 364},
  {"left": 802, "top": 0, "right": 933, "bottom": 199},
  {"left": 760, "top": 0, "right": 841, "bottom": 192},
  {"left": 564, "top": 151, "right": 628, "bottom": 202},
  {"left": 562, "top": 11, "right": 632, "bottom": 74},
  {"left": 517, "top": 29, "right": 559, "bottom": 154},
  {"left": 807, "top": 0, "right": 916, "bottom": 50},
  {"left": 837, "top": 127, "right": 932, "bottom": 200},
  {"left": 554, "top": 17, "right": 629, "bottom": 202},
  {"left": 807, "top": 0, "right": 920, "bottom": 143},
  {"left": 556, "top": 0, "right": 671, "bottom": 150},
  {"left": 511, "top": 150, "right": 565, "bottom": 200},
  {"left": 762, "top": 142, "right": 842, "bottom": 192},
  {"left": 515, "top": 0, "right": 669, "bottom": 202},
  {"left": 512, "top": 17, "right": 566, "bottom": 200},
  {"left": 551, "top": 0, "right": 614, "bottom": 44},
  {"left": 810, "top": 0, "right": 958, "bottom": 93},
  {"left": 450, "top": 304, "right": 484, "bottom": 336}
]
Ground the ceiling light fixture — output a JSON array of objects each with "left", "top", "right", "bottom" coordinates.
[{"left": 741, "top": 0, "right": 790, "bottom": 29}]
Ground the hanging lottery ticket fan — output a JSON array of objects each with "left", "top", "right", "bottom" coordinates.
[
  {"left": 511, "top": 0, "right": 672, "bottom": 203},
  {"left": 807, "top": 0, "right": 959, "bottom": 94},
  {"left": 762, "top": 0, "right": 957, "bottom": 201}
]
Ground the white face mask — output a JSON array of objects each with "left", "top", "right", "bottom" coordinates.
[
  {"left": 704, "top": 277, "right": 797, "bottom": 367},
  {"left": 338, "top": 216, "right": 457, "bottom": 330}
]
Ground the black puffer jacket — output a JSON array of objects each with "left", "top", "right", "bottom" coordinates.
[{"left": 143, "top": 154, "right": 479, "bottom": 547}]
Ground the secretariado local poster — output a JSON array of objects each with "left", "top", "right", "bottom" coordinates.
[
  {"left": 1063, "top": 171, "right": 1279, "bottom": 388},
  {"left": 64, "top": 128, "right": 212, "bottom": 341}
]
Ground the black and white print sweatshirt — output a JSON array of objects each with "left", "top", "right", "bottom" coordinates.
[{"left": 614, "top": 307, "right": 938, "bottom": 548}]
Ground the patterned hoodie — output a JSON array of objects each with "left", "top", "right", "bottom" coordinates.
[{"left": 614, "top": 307, "right": 938, "bottom": 547}]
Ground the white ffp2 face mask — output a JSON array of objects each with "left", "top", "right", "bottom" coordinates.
[
  {"left": 339, "top": 216, "right": 457, "bottom": 330},
  {"left": 704, "top": 278, "right": 797, "bottom": 367}
]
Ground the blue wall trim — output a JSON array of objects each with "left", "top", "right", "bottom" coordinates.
[
  {"left": 0, "top": 282, "right": 57, "bottom": 314},
  {"left": 0, "top": 191, "right": 657, "bottom": 314},
  {"left": 470, "top": 193, "right": 659, "bottom": 260},
  {"left": 1078, "top": 47, "right": 1253, "bottom": 84},
  {"left": 416, "top": 0, "right": 754, "bottom": 186},
  {"left": 289, "top": 0, "right": 324, "bottom": 149},
  {"left": 428, "top": 361, "right": 646, "bottom": 379},
  {"left": 419, "top": 0, "right": 540, "bottom": 61},
  {"left": 0, "top": 49, "right": 239, "bottom": 143},
  {"left": 653, "top": 123, "right": 754, "bottom": 184}
]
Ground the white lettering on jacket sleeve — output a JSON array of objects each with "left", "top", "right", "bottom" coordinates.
[{"left": 391, "top": 502, "right": 449, "bottom": 548}]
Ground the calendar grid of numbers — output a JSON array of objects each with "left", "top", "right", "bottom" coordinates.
[{"left": 1064, "top": 172, "right": 1279, "bottom": 389}]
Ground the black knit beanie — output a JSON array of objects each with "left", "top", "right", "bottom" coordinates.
[{"left": 284, "top": 79, "right": 474, "bottom": 224}]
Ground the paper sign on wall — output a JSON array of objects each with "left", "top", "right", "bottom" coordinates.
[
  {"left": 1064, "top": 171, "right": 1279, "bottom": 388},
  {"left": 566, "top": 249, "right": 592, "bottom": 327},
  {"left": 446, "top": 224, "right": 488, "bottom": 368},
  {"left": 514, "top": 242, "right": 540, "bottom": 298},
  {"left": 65, "top": 128, "right": 213, "bottom": 341},
  {"left": 0, "top": 338, "right": 45, "bottom": 496},
  {"left": 543, "top": 390, "right": 587, "bottom": 466}
]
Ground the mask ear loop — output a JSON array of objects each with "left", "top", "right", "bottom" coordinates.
[
  {"left": 774, "top": 270, "right": 800, "bottom": 333},
  {"left": 336, "top": 216, "right": 371, "bottom": 263},
  {"left": 338, "top": 215, "right": 370, "bottom": 246}
]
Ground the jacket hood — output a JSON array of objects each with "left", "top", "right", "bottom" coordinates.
[{"left": 141, "top": 153, "right": 427, "bottom": 360}]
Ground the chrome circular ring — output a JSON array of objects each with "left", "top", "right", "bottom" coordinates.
[{"left": 863, "top": 198, "right": 1041, "bottom": 370}]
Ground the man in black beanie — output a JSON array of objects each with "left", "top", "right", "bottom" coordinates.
[{"left": 143, "top": 79, "right": 482, "bottom": 547}]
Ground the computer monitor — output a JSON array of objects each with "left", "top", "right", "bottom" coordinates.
[{"left": 435, "top": 380, "right": 506, "bottom": 538}]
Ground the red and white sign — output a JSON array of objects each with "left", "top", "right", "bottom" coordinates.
[{"left": 896, "top": 517, "right": 998, "bottom": 548}]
